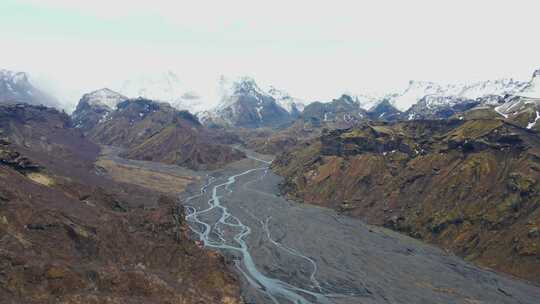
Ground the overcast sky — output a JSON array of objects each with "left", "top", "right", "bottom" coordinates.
[{"left": 1, "top": 0, "right": 539, "bottom": 110}]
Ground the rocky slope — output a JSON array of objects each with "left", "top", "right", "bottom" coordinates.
[
  {"left": 272, "top": 118, "right": 540, "bottom": 283},
  {"left": 494, "top": 96, "right": 540, "bottom": 132},
  {"left": 0, "top": 69, "right": 59, "bottom": 108},
  {"left": 242, "top": 95, "right": 405, "bottom": 155},
  {"left": 0, "top": 103, "right": 241, "bottom": 303},
  {"left": 490, "top": 70, "right": 540, "bottom": 131},
  {"left": 71, "top": 88, "right": 127, "bottom": 132},
  {"left": 302, "top": 94, "right": 403, "bottom": 126},
  {"left": 88, "top": 98, "right": 244, "bottom": 170},
  {"left": 302, "top": 94, "right": 367, "bottom": 126},
  {"left": 241, "top": 120, "right": 322, "bottom": 155}
]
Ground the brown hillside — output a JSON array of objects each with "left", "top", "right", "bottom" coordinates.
[
  {"left": 90, "top": 98, "right": 244, "bottom": 170},
  {"left": 0, "top": 104, "right": 241, "bottom": 303},
  {"left": 273, "top": 118, "right": 540, "bottom": 283}
]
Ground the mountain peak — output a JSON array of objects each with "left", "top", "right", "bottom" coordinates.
[
  {"left": 518, "top": 68, "right": 540, "bottom": 98},
  {"left": 72, "top": 88, "right": 128, "bottom": 131},
  {"left": 335, "top": 94, "right": 356, "bottom": 104},
  {"left": 88, "top": 87, "right": 120, "bottom": 96},
  {"left": 0, "top": 69, "right": 29, "bottom": 84},
  {"left": 267, "top": 85, "right": 304, "bottom": 114},
  {"left": 0, "top": 69, "right": 59, "bottom": 108},
  {"left": 231, "top": 76, "right": 263, "bottom": 95},
  {"left": 82, "top": 88, "right": 127, "bottom": 109},
  {"left": 391, "top": 77, "right": 529, "bottom": 111},
  {"left": 267, "top": 85, "right": 290, "bottom": 99}
]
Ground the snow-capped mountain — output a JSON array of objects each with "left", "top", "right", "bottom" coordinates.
[
  {"left": 405, "top": 95, "right": 480, "bottom": 120},
  {"left": 491, "top": 70, "right": 540, "bottom": 116},
  {"left": 389, "top": 78, "right": 528, "bottom": 112},
  {"left": 200, "top": 76, "right": 294, "bottom": 128},
  {"left": 117, "top": 71, "right": 205, "bottom": 113},
  {"left": 72, "top": 88, "right": 127, "bottom": 131},
  {"left": 451, "top": 69, "right": 540, "bottom": 131},
  {"left": 518, "top": 69, "right": 540, "bottom": 99},
  {"left": 0, "top": 69, "right": 59, "bottom": 108},
  {"left": 267, "top": 86, "right": 305, "bottom": 116},
  {"left": 354, "top": 93, "right": 389, "bottom": 111},
  {"left": 81, "top": 88, "right": 127, "bottom": 109}
]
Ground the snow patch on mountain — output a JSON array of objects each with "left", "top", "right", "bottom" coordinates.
[
  {"left": 527, "top": 111, "right": 540, "bottom": 129},
  {"left": 494, "top": 104, "right": 509, "bottom": 118}
]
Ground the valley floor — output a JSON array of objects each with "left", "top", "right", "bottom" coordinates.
[{"left": 109, "top": 149, "right": 540, "bottom": 304}]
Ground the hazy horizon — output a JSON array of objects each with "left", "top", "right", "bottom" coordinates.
[{"left": 1, "top": 0, "right": 539, "bottom": 111}]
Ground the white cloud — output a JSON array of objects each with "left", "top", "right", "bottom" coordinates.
[{"left": 1, "top": 0, "right": 539, "bottom": 111}]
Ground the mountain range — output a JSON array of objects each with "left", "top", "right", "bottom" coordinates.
[
  {"left": 3, "top": 67, "right": 540, "bottom": 131},
  {"left": 1, "top": 65, "right": 540, "bottom": 302}
]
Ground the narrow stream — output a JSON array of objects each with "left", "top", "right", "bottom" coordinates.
[{"left": 184, "top": 158, "right": 335, "bottom": 304}]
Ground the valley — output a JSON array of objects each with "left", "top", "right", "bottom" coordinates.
[
  {"left": 4, "top": 2, "right": 540, "bottom": 303},
  {"left": 1, "top": 66, "right": 540, "bottom": 303},
  {"left": 179, "top": 152, "right": 540, "bottom": 303}
]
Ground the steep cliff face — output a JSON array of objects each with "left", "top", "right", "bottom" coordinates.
[
  {"left": 0, "top": 104, "right": 241, "bottom": 303},
  {"left": 273, "top": 119, "right": 540, "bottom": 283}
]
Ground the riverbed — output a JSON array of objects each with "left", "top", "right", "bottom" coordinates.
[{"left": 180, "top": 155, "right": 540, "bottom": 304}]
